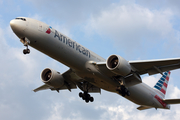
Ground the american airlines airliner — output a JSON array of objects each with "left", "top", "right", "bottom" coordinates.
[{"left": 10, "top": 17, "right": 180, "bottom": 110}]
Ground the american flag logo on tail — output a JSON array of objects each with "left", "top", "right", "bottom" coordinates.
[{"left": 154, "top": 71, "right": 170, "bottom": 98}]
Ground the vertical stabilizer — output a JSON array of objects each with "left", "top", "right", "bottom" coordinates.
[{"left": 154, "top": 71, "right": 170, "bottom": 98}]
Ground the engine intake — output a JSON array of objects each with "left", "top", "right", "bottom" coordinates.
[
  {"left": 41, "top": 68, "right": 64, "bottom": 88},
  {"left": 106, "top": 55, "right": 131, "bottom": 76}
]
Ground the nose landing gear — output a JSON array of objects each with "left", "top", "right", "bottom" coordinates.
[{"left": 20, "top": 38, "right": 30, "bottom": 54}]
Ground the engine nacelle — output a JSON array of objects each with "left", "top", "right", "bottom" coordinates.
[
  {"left": 41, "top": 68, "right": 64, "bottom": 88},
  {"left": 106, "top": 55, "right": 131, "bottom": 76}
]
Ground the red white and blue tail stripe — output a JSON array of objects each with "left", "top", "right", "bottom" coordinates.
[{"left": 154, "top": 71, "right": 170, "bottom": 98}]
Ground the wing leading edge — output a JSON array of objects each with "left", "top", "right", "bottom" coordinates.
[{"left": 95, "top": 58, "right": 180, "bottom": 77}]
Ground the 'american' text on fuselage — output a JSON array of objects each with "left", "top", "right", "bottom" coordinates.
[{"left": 54, "top": 30, "right": 90, "bottom": 58}]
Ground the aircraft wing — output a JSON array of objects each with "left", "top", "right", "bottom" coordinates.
[
  {"left": 33, "top": 69, "right": 101, "bottom": 93},
  {"left": 33, "top": 69, "right": 80, "bottom": 92},
  {"left": 95, "top": 58, "right": 180, "bottom": 76},
  {"left": 129, "top": 58, "right": 180, "bottom": 75}
]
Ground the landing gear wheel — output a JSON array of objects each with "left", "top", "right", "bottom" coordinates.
[
  {"left": 116, "top": 85, "right": 130, "bottom": 97},
  {"left": 82, "top": 96, "right": 85, "bottom": 100},
  {"left": 79, "top": 92, "right": 83, "bottom": 98},
  {"left": 23, "top": 48, "right": 30, "bottom": 54},
  {"left": 79, "top": 92, "right": 94, "bottom": 103},
  {"left": 89, "top": 97, "right": 94, "bottom": 102},
  {"left": 85, "top": 98, "right": 89, "bottom": 103},
  {"left": 87, "top": 94, "right": 90, "bottom": 98},
  {"left": 23, "top": 49, "right": 27, "bottom": 54},
  {"left": 124, "top": 88, "right": 128, "bottom": 93},
  {"left": 127, "top": 91, "right": 130, "bottom": 96},
  {"left": 122, "top": 92, "right": 126, "bottom": 97},
  {"left": 27, "top": 49, "right": 30, "bottom": 54}
]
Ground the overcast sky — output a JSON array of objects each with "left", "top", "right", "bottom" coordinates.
[{"left": 1, "top": 0, "right": 180, "bottom": 120}]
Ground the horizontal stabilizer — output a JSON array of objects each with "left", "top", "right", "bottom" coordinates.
[
  {"left": 137, "top": 105, "right": 152, "bottom": 110},
  {"left": 163, "top": 99, "right": 180, "bottom": 104}
]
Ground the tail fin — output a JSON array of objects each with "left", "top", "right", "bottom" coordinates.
[{"left": 154, "top": 71, "right": 171, "bottom": 98}]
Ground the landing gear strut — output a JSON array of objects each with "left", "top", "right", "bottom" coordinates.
[
  {"left": 113, "top": 76, "right": 130, "bottom": 97},
  {"left": 79, "top": 91, "right": 94, "bottom": 103},
  {"left": 116, "top": 85, "right": 130, "bottom": 97}
]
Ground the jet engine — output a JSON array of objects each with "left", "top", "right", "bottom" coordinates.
[
  {"left": 41, "top": 68, "right": 64, "bottom": 88},
  {"left": 106, "top": 55, "right": 131, "bottom": 76}
]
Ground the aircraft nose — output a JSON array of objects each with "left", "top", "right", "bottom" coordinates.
[{"left": 10, "top": 19, "right": 26, "bottom": 38}]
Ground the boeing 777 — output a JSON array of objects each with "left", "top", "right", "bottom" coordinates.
[{"left": 10, "top": 17, "right": 180, "bottom": 110}]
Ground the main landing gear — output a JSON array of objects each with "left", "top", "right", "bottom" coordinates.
[
  {"left": 116, "top": 85, "right": 130, "bottom": 97},
  {"left": 79, "top": 91, "right": 94, "bottom": 103}
]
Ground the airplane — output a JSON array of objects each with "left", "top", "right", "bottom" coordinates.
[{"left": 10, "top": 17, "right": 180, "bottom": 110}]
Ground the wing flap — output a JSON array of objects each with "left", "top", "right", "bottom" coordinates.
[{"left": 163, "top": 99, "right": 180, "bottom": 104}]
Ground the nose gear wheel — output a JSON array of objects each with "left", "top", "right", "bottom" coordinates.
[{"left": 23, "top": 46, "right": 30, "bottom": 54}]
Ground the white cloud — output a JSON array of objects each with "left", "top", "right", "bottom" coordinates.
[
  {"left": 86, "top": 3, "right": 175, "bottom": 53},
  {"left": 169, "top": 86, "right": 180, "bottom": 98},
  {"left": 50, "top": 23, "right": 73, "bottom": 38},
  {"left": 27, "top": 0, "right": 113, "bottom": 27},
  {"left": 28, "top": 14, "right": 42, "bottom": 21},
  {"left": 47, "top": 102, "right": 84, "bottom": 120},
  {"left": 143, "top": 74, "right": 161, "bottom": 87},
  {"left": 137, "top": 0, "right": 180, "bottom": 17}
]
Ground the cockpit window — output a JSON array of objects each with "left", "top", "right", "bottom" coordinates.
[{"left": 15, "top": 18, "right": 26, "bottom": 21}]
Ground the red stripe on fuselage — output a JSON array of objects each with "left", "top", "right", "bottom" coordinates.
[{"left": 154, "top": 95, "right": 167, "bottom": 108}]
